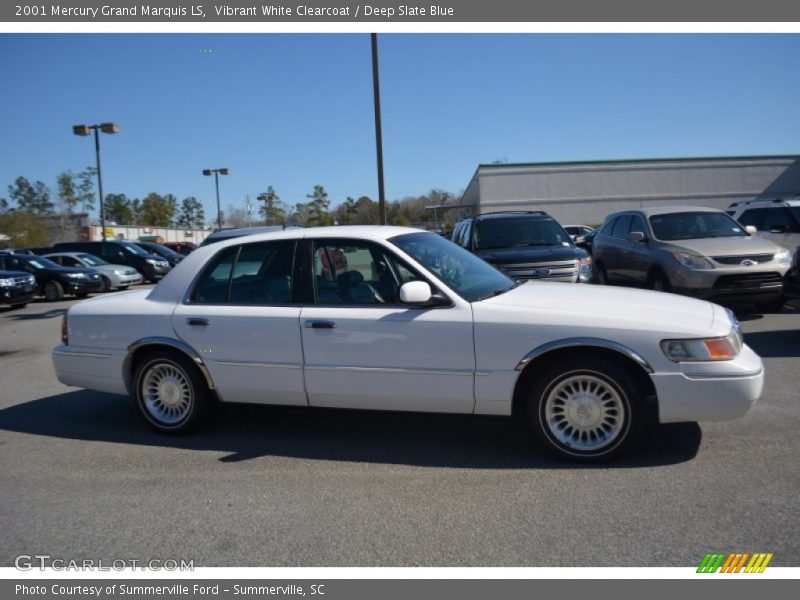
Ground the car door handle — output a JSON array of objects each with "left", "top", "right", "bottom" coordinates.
[
  {"left": 186, "top": 318, "right": 210, "bottom": 326},
  {"left": 305, "top": 320, "right": 336, "bottom": 329}
]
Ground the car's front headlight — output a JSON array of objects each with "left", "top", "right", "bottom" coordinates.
[
  {"left": 774, "top": 247, "right": 792, "bottom": 266},
  {"left": 27, "top": 275, "right": 35, "bottom": 285},
  {"left": 66, "top": 273, "right": 86, "bottom": 279},
  {"left": 578, "top": 256, "right": 592, "bottom": 282},
  {"left": 0, "top": 278, "right": 13, "bottom": 287},
  {"left": 661, "top": 328, "right": 743, "bottom": 362},
  {"left": 113, "top": 269, "right": 126, "bottom": 275},
  {"left": 672, "top": 252, "right": 714, "bottom": 270}
]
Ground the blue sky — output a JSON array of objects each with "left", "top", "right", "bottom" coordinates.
[{"left": 0, "top": 33, "right": 799, "bottom": 221}]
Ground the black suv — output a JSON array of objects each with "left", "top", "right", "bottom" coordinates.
[
  {"left": 133, "top": 241, "right": 184, "bottom": 267},
  {"left": 0, "top": 260, "right": 37, "bottom": 308},
  {"left": 451, "top": 211, "right": 591, "bottom": 282},
  {"left": 53, "top": 240, "right": 171, "bottom": 283},
  {"left": 0, "top": 252, "right": 103, "bottom": 301}
]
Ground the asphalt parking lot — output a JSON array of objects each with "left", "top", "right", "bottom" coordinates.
[{"left": 0, "top": 289, "right": 798, "bottom": 567}]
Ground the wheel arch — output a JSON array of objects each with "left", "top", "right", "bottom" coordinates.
[
  {"left": 511, "top": 338, "right": 658, "bottom": 420},
  {"left": 124, "top": 337, "right": 215, "bottom": 395}
]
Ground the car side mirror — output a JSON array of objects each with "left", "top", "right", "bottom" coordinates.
[
  {"left": 745, "top": 225, "right": 758, "bottom": 236},
  {"left": 628, "top": 231, "right": 646, "bottom": 243},
  {"left": 400, "top": 281, "right": 432, "bottom": 304}
]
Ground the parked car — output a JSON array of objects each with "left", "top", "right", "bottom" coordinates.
[
  {"left": 44, "top": 252, "right": 143, "bottom": 292},
  {"left": 53, "top": 226, "right": 762, "bottom": 462},
  {"left": 133, "top": 241, "right": 184, "bottom": 267},
  {"left": 592, "top": 206, "right": 791, "bottom": 312},
  {"left": 576, "top": 228, "right": 598, "bottom": 255},
  {"left": 53, "top": 241, "right": 171, "bottom": 283},
  {"left": 199, "top": 224, "right": 301, "bottom": 247},
  {"left": 451, "top": 212, "right": 591, "bottom": 283},
  {"left": 0, "top": 252, "right": 103, "bottom": 301},
  {"left": 161, "top": 241, "right": 197, "bottom": 256},
  {"left": 563, "top": 225, "right": 595, "bottom": 242},
  {"left": 783, "top": 247, "right": 800, "bottom": 309},
  {"left": 727, "top": 196, "right": 800, "bottom": 251},
  {"left": 0, "top": 264, "right": 36, "bottom": 308}
]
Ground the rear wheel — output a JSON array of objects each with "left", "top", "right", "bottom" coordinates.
[
  {"left": 100, "top": 276, "right": 112, "bottom": 292},
  {"left": 526, "top": 357, "right": 645, "bottom": 462},
  {"left": 43, "top": 280, "right": 64, "bottom": 302},
  {"left": 595, "top": 263, "right": 608, "bottom": 285},
  {"left": 118, "top": 285, "right": 129, "bottom": 291},
  {"left": 133, "top": 350, "right": 210, "bottom": 433}
]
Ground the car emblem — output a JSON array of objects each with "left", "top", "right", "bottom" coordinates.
[
  {"left": 534, "top": 268, "right": 551, "bottom": 276},
  {"left": 740, "top": 259, "right": 757, "bottom": 267}
]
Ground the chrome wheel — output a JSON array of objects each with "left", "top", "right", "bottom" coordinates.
[
  {"left": 141, "top": 362, "right": 193, "bottom": 425},
  {"left": 544, "top": 373, "right": 625, "bottom": 452}
]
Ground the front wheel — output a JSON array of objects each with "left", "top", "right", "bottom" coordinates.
[
  {"left": 43, "top": 280, "right": 64, "bottom": 302},
  {"left": 133, "top": 350, "right": 210, "bottom": 433},
  {"left": 648, "top": 270, "right": 670, "bottom": 293},
  {"left": 595, "top": 263, "right": 608, "bottom": 285},
  {"left": 526, "top": 357, "right": 645, "bottom": 462},
  {"left": 100, "top": 276, "right": 112, "bottom": 292}
]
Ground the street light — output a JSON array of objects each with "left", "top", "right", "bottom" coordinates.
[
  {"left": 73, "top": 122, "right": 119, "bottom": 241},
  {"left": 202, "top": 168, "right": 229, "bottom": 230}
]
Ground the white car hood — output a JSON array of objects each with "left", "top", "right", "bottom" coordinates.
[{"left": 477, "top": 281, "right": 729, "bottom": 338}]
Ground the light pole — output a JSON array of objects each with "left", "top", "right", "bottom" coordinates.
[
  {"left": 202, "top": 168, "right": 229, "bottom": 230},
  {"left": 73, "top": 122, "right": 119, "bottom": 241},
  {"left": 370, "top": 33, "right": 387, "bottom": 225}
]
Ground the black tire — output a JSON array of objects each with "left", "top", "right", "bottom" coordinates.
[
  {"left": 648, "top": 269, "right": 670, "bottom": 293},
  {"left": 133, "top": 350, "right": 210, "bottom": 434},
  {"left": 595, "top": 262, "right": 608, "bottom": 285},
  {"left": 118, "top": 285, "right": 129, "bottom": 291},
  {"left": 100, "top": 276, "right": 112, "bottom": 292},
  {"left": 11, "top": 303, "right": 27, "bottom": 310},
  {"left": 756, "top": 296, "right": 784, "bottom": 314},
  {"left": 526, "top": 357, "right": 646, "bottom": 462},
  {"left": 75, "top": 293, "right": 89, "bottom": 298},
  {"left": 43, "top": 280, "right": 64, "bottom": 302}
]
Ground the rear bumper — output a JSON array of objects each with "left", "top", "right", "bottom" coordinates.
[
  {"left": 651, "top": 345, "right": 764, "bottom": 423},
  {"left": 52, "top": 344, "right": 128, "bottom": 395}
]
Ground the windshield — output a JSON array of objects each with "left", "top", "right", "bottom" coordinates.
[
  {"left": 474, "top": 217, "right": 573, "bottom": 250},
  {"left": 790, "top": 206, "right": 800, "bottom": 223},
  {"left": 146, "top": 244, "right": 179, "bottom": 257},
  {"left": 77, "top": 253, "right": 107, "bottom": 266},
  {"left": 391, "top": 232, "right": 515, "bottom": 302},
  {"left": 23, "top": 256, "right": 60, "bottom": 270},
  {"left": 649, "top": 212, "right": 748, "bottom": 241},
  {"left": 122, "top": 243, "right": 148, "bottom": 255}
]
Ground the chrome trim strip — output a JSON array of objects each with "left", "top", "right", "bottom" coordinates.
[
  {"left": 683, "top": 367, "right": 763, "bottom": 380},
  {"left": 305, "top": 365, "right": 476, "bottom": 377},
  {"left": 127, "top": 336, "right": 216, "bottom": 390},
  {"left": 515, "top": 337, "right": 654, "bottom": 373},
  {"left": 53, "top": 349, "right": 112, "bottom": 359},
  {"left": 216, "top": 360, "right": 302, "bottom": 370}
]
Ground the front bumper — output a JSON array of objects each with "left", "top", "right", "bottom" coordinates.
[
  {"left": 63, "top": 279, "right": 104, "bottom": 295},
  {"left": 671, "top": 266, "right": 785, "bottom": 303},
  {"left": 1, "top": 285, "right": 35, "bottom": 305},
  {"left": 111, "top": 272, "right": 144, "bottom": 287},
  {"left": 143, "top": 264, "right": 171, "bottom": 280},
  {"left": 651, "top": 344, "right": 764, "bottom": 423}
]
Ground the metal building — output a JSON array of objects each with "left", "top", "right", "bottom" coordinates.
[{"left": 461, "top": 155, "right": 800, "bottom": 226}]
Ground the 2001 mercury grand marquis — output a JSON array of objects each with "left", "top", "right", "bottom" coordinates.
[{"left": 52, "top": 226, "right": 764, "bottom": 461}]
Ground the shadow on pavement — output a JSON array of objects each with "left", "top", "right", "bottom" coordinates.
[
  {"left": 0, "top": 390, "right": 701, "bottom": 469},
  {"left": 5, "top": 308, "right": 65, "bottom": 321},
  {"left": 744, "top": 329, "right": 800, "bottom": 359}
]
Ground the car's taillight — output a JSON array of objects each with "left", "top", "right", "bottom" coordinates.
[{"left": 61, "top": 313, "right": 68, "bottom": 345}]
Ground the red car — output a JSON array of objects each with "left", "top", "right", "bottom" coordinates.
[{"left": 161, "top": 241, "right": 197, "bottom": 256}]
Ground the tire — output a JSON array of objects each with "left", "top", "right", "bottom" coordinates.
[
  {"left": 100, "top": 276, "right": 112, "bottom": 292},
  {"left": 11, "top": 303, "right": 27, "bottom": 310},
  {"left": 648, "top": 270, "right": 670, "bottom": 293},
  {"left": 75, "top": 293, "right": 89, "bottom": 298},
  {"left": 526, "top": 357, "right": 646, "bottom": 462},
  {"left": 756, "top": 296, "right": 784, "bottom": 314},
  {"left": 118, "top": 285, "right": 129, "bottom": 291},
  {"left": 595, "top": 263, "right": 608, "bottom": 285},
  {"left": 43, "top": 280, "right": 64, "bottom": 302},
  {"left": 133, "top": 350, "right": 210, "bottom": 433}
]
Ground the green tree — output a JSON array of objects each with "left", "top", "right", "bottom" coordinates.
[
  {"left": 354, "top": 196, "right": 378, "bottom": 224},
  {"left": 104, "top": 193, "right": 133, "bottom": 225},
  {"left": 0, "top": 197, "right": 8, "bottom": 212},
  {"left": 0, "top": 211, "right": 49, "bottom": 247},
  {"left": 177, "top": 196, "right": 205, "bottom": 229},
  {"left": 56, "top": 171, "right": 80, "bottom": 214},
  {"left": 306, "top": 185, "right": 331, "bottom": 226},
  {"left": 290, "top": 202, "right": 311, "bottom": 226},
  {"left": 76, "top": 167, "right": 98, "bottom": 213},
  {"left": 140, "top": 193, "right": 176, "bottom": 227},
  {"left": 8, "top": 176, "right": 53, "bottom": 214},
  {"left": 130, "top": 198, "right": 143, "bottom": 224},
  {"left": 257, "top": 186, "right": 286, "bottom": 225}
]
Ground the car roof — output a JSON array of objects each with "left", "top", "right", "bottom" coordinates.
[
  {"left": 475, "top": 211, "right": 550, "bottom": 220},
  {"left": 608, "top": 206, "right": 728, "bottom": 218},
  {"left": 43, "top": 252, "right": 87, "bottom": 258}
]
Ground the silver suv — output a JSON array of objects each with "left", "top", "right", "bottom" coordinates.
[
  {"left": 726, "top": 196, "right": 800, "bottom": 251},
  {"left": 592, "top": 206, "right": 792, "bottom": 311}
]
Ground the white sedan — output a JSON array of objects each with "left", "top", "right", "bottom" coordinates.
[{"left": 52, "top": 226, "right": 763, "bottom": 462}]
